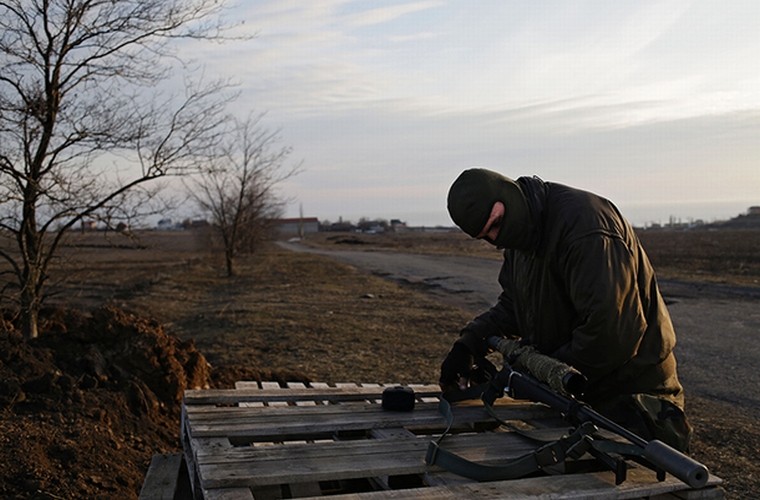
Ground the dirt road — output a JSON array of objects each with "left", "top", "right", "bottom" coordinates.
[{"left": 280, "top": 242, "right": 760, "bottom": 413}]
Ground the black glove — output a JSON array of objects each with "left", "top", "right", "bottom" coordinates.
[
  {"left": 439, "top": 342, "right": 473, "bottom": 390},
  {"left": 470, "top": 356, "right": 498, "bottom": 384}
]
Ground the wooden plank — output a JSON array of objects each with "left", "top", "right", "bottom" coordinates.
[
  {"left": 202, "top": 487, "right": 255, "bottom": 499},
  {"left": 291, "top": 467, "right": 723, "bottom": 499},
  {"left": 261, "top": 381, "right": 289, "bottom": 408},
  {"left": 234, "top": 381, "right": 259, "bottom": 390},
  {"left": 279, "top": 383, "right": 323, "bottom": 497},
  {"left": 181, "top": 404, "right": 204, "bottom": 498},
  {"left": 195, "top": 430, "right": 548, "bottom": 465},
  {"left": 183, "top": 385, "right": 442, "bottom": 405},
  {"left": 409, "top": 383, "right": 441, "bottom": 404},
  {"left": 309, "top": 381, "right": 332, "bottom": 405},
  {"left": 666, "top": 486, "right": 725, "bottom": 499},
  {"left": 184, "top": 437, "right": 232, "bottom": 497},
  {"left": 370, "top": 427, "right": 451, "bottom": 491},
  {"left": 234, "top": 381, "right": 264, "bottom": 408},
  {"left": 184, "top": 401, "right": 555, "bottom": 440},
  {"left": 183, "top": 399, "right": 549, "bottom": 423},
  {"left": 195, "top": 432, "right": 555, "bottom": 489},
  {"left": 138, "top": 453, "right": 187, "bottom": 500},
  {"left": 355, "top": 382, "right": 383, "bottom": 404},
  {"left": 369, "top": 427, "right": 415, "bottom": 490},
  {"left": 287, "top": 382, "right": 317, "bottom": 406}
]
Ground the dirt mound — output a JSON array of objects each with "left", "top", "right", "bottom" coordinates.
[{"left": 0, "top": 305, "right": 211, "bottom": 499}]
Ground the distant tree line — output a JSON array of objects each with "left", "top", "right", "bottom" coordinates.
[{"left": 319, "top": 217, "right": 402, "bottom": 233}]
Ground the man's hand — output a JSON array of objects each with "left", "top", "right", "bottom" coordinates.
[{"left": 439, "top": 342, "right": 474, "bottom": 391}]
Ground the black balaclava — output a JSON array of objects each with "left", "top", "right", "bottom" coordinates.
[{"left": 447, "top": 168, "right": 531, "bottom": 249}]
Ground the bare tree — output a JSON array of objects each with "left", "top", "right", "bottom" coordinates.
[
  {"left": 0, "top": 0, "right": 242, "bottom": 339},
  {"left": 189, "top": 114, "right": 300, "bottom": 277}
]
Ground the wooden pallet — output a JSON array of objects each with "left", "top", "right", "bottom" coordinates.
[{"left": 177, "top": 381, "right": 724, "bottom": 499}]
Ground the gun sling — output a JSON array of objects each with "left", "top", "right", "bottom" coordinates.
[{"left": 425, "top": 392, "right": 602, "bottom": 482}]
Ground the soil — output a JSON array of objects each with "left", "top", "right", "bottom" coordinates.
[{"left": 0, "top": 229, "right": 758, "bottom": 498}]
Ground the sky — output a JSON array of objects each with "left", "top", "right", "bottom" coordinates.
[{"left": 181, "top": 0, "right": 760, "bottom": 227}]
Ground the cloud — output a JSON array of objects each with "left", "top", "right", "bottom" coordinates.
[
  {"left": 338, "top": 1, "right": 445, "bottom": 28},
  {"left": 174, "top": 1, "right": 760, "bottom": 226}
]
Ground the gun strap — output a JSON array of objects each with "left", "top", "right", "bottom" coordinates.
[{"left": 425, "top": 394, "right": 596, "bottom": 482}]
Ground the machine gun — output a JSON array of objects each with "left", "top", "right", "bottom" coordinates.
[{"left": 426, "top": 336, "right": 709, "bottom": 489}]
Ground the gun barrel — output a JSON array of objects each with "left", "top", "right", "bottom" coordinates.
[
  {"left": 573, "top": 401, "right": 708, "bottom": 488},
  {"left": 644, "top": 440, "right": 709, "bottom": 489}
]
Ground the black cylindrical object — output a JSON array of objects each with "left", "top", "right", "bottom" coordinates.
[{"left": 381, "top": 385, "right": 415, "bottom": 411}]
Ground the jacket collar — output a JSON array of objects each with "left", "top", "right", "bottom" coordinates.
[{"left": 514, "top": 176, "right": 547, "bottom": 253}]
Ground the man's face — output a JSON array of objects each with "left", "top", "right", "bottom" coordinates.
[{"left": 476, "top": 201, "right": 505, "bottom": 246}]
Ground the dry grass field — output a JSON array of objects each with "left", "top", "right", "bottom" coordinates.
[
  {"left": 1, "top": 227, "right": 759, "bottom": 498},
  {"left": 638, "top": 229, "right": 760, "bottom": 287}
]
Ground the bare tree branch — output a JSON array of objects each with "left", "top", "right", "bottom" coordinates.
[
  {"left": 0, "top": 0, "right": 248, "bottom": 339},
  {"left": 187, "top": 113, "right": 302, "bottom": 277}
]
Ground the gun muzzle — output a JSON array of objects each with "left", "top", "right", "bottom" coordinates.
[{"left": 643, "top": 440, "right": 709, "bottom": 489}]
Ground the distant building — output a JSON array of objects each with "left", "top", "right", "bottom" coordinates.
[
  {"left": 390, "top": 219, "right": 407, "bottom": 232},
  {"left": 273, "top": 217, "right": 320, "bottom": 236},
  {"left": 323, "top": 219, "right": 355, "bottom": 232},
  {"left": 701, "top": 206, "right": 760, "bottom": 230}
]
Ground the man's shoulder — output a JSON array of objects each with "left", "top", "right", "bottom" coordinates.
[
  {"left": 544, "top": 183, "right": 630, "bottom": 240},
  {"left": 545, "top": 182, "right": 605, "bottom": 205}
]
